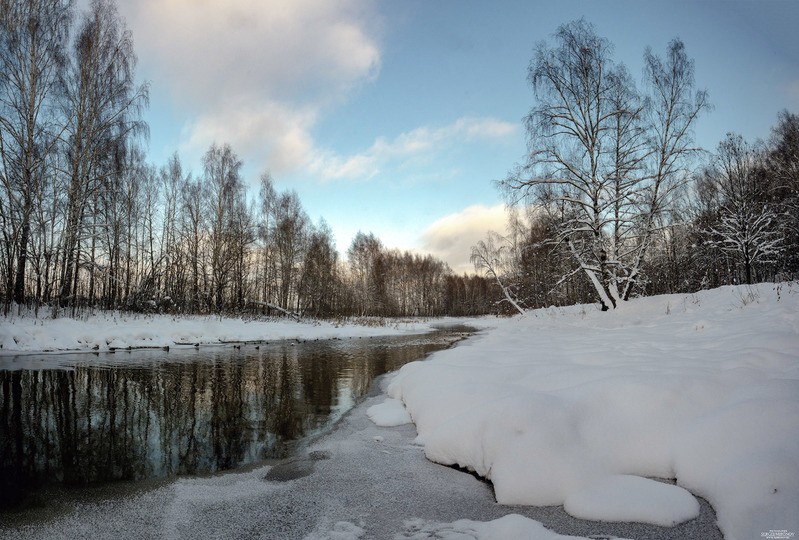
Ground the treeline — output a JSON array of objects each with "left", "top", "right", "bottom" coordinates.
[
  {"left": 474, "top": 20, "right": 798, "bottom": 313},
  {"left": 0, "top": 0, "right": 497, "bottom": 318}
]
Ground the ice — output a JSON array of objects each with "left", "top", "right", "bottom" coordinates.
[
  {"left": 305, "top": 521, "right": 366, "bottom": 540},
  {"left": 397, "top": 514, "right": 602, "bottom": 539}
]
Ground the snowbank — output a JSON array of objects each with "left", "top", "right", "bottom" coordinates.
[
  {"left": 367, "top": 398, "right": 413, "bottom": 427},
  {"left": 387, "top": 283, "right": 799, "bottom": 540},
  {"left": 0, "top": 313, "right": 476, "bottom": 354}
]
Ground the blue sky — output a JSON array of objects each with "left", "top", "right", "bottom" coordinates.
[{"left": 118, "top": 0, "right": 799, "bottom": 273}]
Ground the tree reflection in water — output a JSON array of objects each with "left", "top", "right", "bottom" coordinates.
[{"left": 0, "top": 332, "right": 459, "bottom": 509}]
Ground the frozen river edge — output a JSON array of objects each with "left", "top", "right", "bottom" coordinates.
[
  {"left": 294, "top": 374, "right": 724, "bottom": 540},
  {"left": 0, "top": 359, "right": 723, "bottom": 540}
]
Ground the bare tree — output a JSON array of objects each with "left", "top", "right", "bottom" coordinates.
[
  {"left": 346, "top": 231, "right": 382, "bottom": 316},
  {"left": 501, "top": 19, "right": 620, "bottom": 310},
  {"left": 471, "top": 231, "right": 525, "bottom": 315},
  {"left": 271, "top": 190, "right": 307, "bottom": 313},
  {"left": 257, "top": 172, "right": 277, "bottom": 310},
  {"left": 620, "top": 39, "right": 710, "bottom": 299},
  {"left": 299, "top": 219, "right": 338, "bottom": 317},
  {"left": 0, "top": 0, "right": 71, "bottom": 310},
  {"left": 159, "top": 152, "right": 186, "bottom": 305},
  {"left": 179, "top": 175, "right": 206, "bottom": 312},
  {"left": 203, "top": 142, "right": 243, "bottom": 312},
  {"left": 58, "top": 0, "right": 148, "bottom": 312},
  {"left": 766, "top": 111, "right": 799, "bottom": 273},
  {"left": 501, "top": 20, "right": 708, "bottom": 310}
]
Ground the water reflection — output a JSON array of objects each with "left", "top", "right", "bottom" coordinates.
[{"left": 0, "top": 332, "right": 462, "bottom": 509}]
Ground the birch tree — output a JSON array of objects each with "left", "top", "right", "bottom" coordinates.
[
  {"left": 203, "top": 142, "right": 243, "bottom": 312},
  {"left": 271, "top": 190, "right": 307, "bottom": 313},
  {"left": 501, "top": 19, "right": 620, "bottom": 310},
  {"left": 620, "top": 39, "right": 710, "bottom": 299},
  {"left": 0, "top": 0, "right": 71, "bottom": 309},
  {"left": 471, "top": 230, "right": 525, "bottom": 315},
  {"left": 58, "top": 0, "right": 148, "bottom": 311},
  {"left": 501, "top": 19, "right": 708, "bottom": 310}
]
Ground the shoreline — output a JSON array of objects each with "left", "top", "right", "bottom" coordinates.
[
  {"left": 0, "top": 370, "right": 724, "bottom": 540},
  {"left": 297, "top": 376, "right": 725, "bottom": 539},
  {"left": 0, "top": 312, "right": 486, "bottom": 356}
]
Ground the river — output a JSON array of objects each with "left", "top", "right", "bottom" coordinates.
[{"left": 0, "top": 327, "right": 471, "bottom": 512}]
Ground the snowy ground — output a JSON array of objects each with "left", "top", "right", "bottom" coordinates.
[
  {"left": 387, "top": 283, "right": 799, "bottom": 540},
  {"left": 1, "top": 283, "right": 796, "bottom": 539},
  {"left": 0, "top": 312, "right": 460, "bottom": 354}
]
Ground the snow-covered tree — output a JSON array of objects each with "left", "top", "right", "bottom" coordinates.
[{"left": 707, "top": 134, "right": 783, "bottom": 284}]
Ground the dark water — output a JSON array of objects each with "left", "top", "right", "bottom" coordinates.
[{"left": 0, "top": 329, "right": 470, "bottom": 511}]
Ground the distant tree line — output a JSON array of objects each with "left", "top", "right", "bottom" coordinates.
[
  {"left": 0, "top": 0, "right": 498, "bottom": 318},
  {"left": 474, "top": 20, "right": 798, "bottom": 312}
]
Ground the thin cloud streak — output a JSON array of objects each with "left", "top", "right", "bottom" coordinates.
[{"left": 310, "top": 117, "right": 517, "bottom": 181}]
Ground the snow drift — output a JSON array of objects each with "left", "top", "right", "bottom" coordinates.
[{"left": 386, "top": 283, "right": 799, "bottom": 540}]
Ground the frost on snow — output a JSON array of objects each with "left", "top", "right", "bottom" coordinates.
[{"left": 386, "top": 284, "right": 799, "bottom": 540}]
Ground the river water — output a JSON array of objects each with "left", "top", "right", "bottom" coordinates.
[{"left": 0, "top": 328, "right": 471, "bottom": 511}]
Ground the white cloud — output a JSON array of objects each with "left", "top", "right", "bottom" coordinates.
[
  {"left": 122, "top": 0, "right": 381, "bottom": 173},
  {"left": 310, "top": 117, "right": 517, "bottom": 181},
  {"left": 180, "top": 101, "right": 318, "bottom": 174},
  {"left": 420, "top": 204, "right": 509, "bottom": 274}
]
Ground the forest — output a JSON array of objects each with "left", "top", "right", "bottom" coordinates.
[{"left": 2, "top": 4, "right": 797, "bottom": 320}]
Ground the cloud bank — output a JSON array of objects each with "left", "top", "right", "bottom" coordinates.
[
  {"left": 420, "top": 204, "right": 509, "bottom": 274},
  {"left": 123, "top": 0, "right": 382, "bottom": 173}
]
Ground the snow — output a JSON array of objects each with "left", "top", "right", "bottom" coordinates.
[
  {"left": 0, "top": 313, "right": 451, "bottom": 354},
  {"left": 563, "top": 475, "right": 699, "bottom": 526},
  {"left": 367, "top": 398, "right": 413, "bottom": 427},
  {"left": 386, "top": 283, "right": 799, "bottom": 540}
]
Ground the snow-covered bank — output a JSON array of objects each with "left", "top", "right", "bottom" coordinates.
[
  {"left": 387, "top": 283, "right": 799, "bottom": 540},
  {"left": 0, "top": 313, "right": 482, "bottom": 354}
]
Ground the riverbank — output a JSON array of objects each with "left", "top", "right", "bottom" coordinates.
[
  {"left": 0, "top": 372, "right": 722, "bottom": 540},
  {"left": 0, "top": 312, "right": 484, "bottom": 354}
]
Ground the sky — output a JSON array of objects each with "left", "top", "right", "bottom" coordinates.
[{"left": 112, "top": 0, "right": 799, "bottom": 274}]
